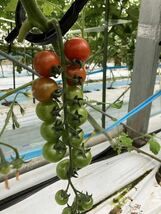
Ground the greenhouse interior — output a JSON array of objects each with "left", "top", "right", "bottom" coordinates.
[{"left": 0, "top": 0, "right": 161, "bottom": 214}]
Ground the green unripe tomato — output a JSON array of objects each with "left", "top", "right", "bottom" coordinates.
[
  {"left": 55, "top": 189, "right": 69, "bottom": 205},
  {"left": 62, "top": 129, "right": 84, "bottom": 147},
  {"left": 56, "top": 159, "right": 70, "bottom": 180},
  {"left": 62, "top": 207, "right": 72, "bottom": 214},
  {"left": 66, "top": 86, "right": 83, "bottom": 101},
  {"left": 43, "top": 141, "right": 66, "bottom": 163},
  {"left": 36, "top": 101, "right": 59, "bottom": 122},
  {"left": 72, "top": 149, "right": 92, "bottom": 168},
  {"left": 40, "top": 121, "right": 63, "bottom": 142},
  {"left": 68, "top": 106, "right": 88, "bottom": 127}
]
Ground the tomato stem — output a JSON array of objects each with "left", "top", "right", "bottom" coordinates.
[
  {"left": 0, "top": 142, "right": 20, "bottom": 158},
  {"left": 0, "top": 50, "right": 39, "bottom": 76},
  {"left": 19, "top": 0, "right": 49, "bottom": 41}
]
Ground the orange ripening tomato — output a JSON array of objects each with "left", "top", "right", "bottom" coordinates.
[
  {"left": 32, "top": 77, "right": 58, "bottom": 102},
  {"left": 64, "top": 37, "right": 90, "bottom": 62},
  {"left": 33, "top": 51, "right": 60, "bottom": 77},
  {"left": 66, "top": 65, "right": 86, "bottom": 86}
]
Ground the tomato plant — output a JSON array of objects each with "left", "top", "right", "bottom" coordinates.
[
  {"left": 64, "top": 37, "right": 91, "bottom": 62},
  {"left": 36, "top": 101, "right": 60, "bottom": 122},
  {"left": 66, "top": 65, "right": 86, "bottom": 86},
  {"left": 33, "top": 51, "right": 61, "bottom": 77},
  {"left": 32, "top": 77, "right": 59, "bottom": 102},
  {"left": 43, "top": 141, "right": 66, "bottom": 163}
]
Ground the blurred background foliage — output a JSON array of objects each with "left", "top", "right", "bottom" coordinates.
[{"left": 0, "top": 0, "right": 140, "bottom": 69}]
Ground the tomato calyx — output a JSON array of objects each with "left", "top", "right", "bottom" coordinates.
[
  {"left": 53, "top": 88, "right": 63, "bottom": 100},
  {"left": 51, "top": 105, "right": 62, "bottom": 117},
  {"left": 53, "top": 140, "right": 66, "bottom": 152},
  {"left": 67, "top": 96, "right": 84, "bottom": 107},
  {"left": 68, "top": 107, "right": 88, "bottom": 127},
  {"left": 67, "top": 75, "right": 83, "bottom": 85},
  {"left": 50, "top": 65, "right": 62, "bottom": 78},
  {"left": 54, "top": 119, "right": 64, "bottom": 132},
  {"left": 71, "top": 59, "right": 83, "bottom": 68},
  {"left": 70, "top": 110, "right": 82, "bottom": 122}
]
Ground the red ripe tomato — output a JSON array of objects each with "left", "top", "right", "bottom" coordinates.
[
  {"left": 32, "top": 77, "right": 58, "bottom": 102},
  {"left": 64, "top": 37, "right": 90, "bottom": 62},
  {"left": 66, "top": 65, "right": 86, "bottom": 86},
  {"left": 33, "top": 51, "right": 60, "bottom": 77}
]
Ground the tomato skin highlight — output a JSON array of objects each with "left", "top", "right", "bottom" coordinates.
[
  {"left": 56, "top": 159, "right": 70, "bottom": 180},
  {"left": 36, "top": 101, "right": 59, "bottom": 122},
  {"left": 64, "top": 37, "right": 90, "bottom": 62},
  {"left": 33, "top": 51, "right": 60, "bottom": 77},
  {"left": 43, "top": 142, "right": 66, "bottom": 163},
  {"left": 32, "top": 77, "right": 58, "bottom": 102},
  {"left": 66, "top": 65, "right": 86, "bottom": 86}
]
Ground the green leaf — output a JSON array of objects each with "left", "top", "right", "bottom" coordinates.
[
  {"left": 12, "top": 112, "right": 20, "bottom": 129},
  {"left": 111, "top": 100, "right": 123, "bottom": 109},
  {"left": 149, "top": 139, "right": 161, "bottom": 155},
  {"left": 41, "top": 2, "right": 53, "bottom": 16},
  {"left": 5, "top": 0, "right": 18, "bottom": 12},
  {"left": 119, "top": 133, "right": 133, "bottom": 149},
  {"left": 19, "top": 105, "right": 25, "bottom": 116}
]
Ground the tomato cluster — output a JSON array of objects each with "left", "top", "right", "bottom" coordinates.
[{"left": 32, "top": 37, "right": 93, "bottom": 214}]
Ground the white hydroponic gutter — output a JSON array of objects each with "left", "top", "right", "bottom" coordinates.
[
  {"left": 0, "top": 141, "right": 110, "bottom": 200},
  {"left": 1, "top": 142, "right": 160, "bottom": 214},
  {"left": 0, "top": 115, "right": 161, "bottom": 214}
]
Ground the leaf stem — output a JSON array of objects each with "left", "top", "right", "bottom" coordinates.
[
  {"left": 0, "top": 92, "right": 25, "bottom": 137},
  {"left": 0, "top": 50, "right": 39, "bottom": 76},
  {"left": 133, "top": 146, "right": 161, "bottom": 163},
  {"left": 0, "top": 142, "right": 19, "bottom": 158},
  {"left": 0, "top": 81, "right": 32, "bottom": 102}
]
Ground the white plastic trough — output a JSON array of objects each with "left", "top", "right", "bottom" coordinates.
[{"left": 0, "top": 138, "right": 161, "bottom": 214}]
